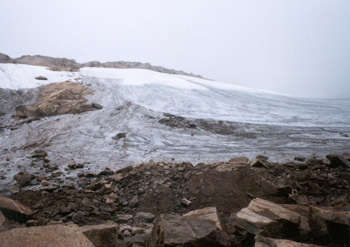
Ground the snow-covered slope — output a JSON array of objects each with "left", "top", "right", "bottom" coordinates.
[{"left": 0, "top": 63, "right": 350, "bottom": 187}]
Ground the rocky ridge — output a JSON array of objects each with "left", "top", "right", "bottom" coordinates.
[
  {"left": 0, "top": 53, "right": 203, "bottom": 78},
  {"left": 0, "top": 153, "right": 349, "bottom": 246}
]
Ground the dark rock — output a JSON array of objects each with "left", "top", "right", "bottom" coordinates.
[
  {"left": 294, "top": 156, "right": 306, "bottom": 162},
  {"left": 14, "top": 171, "right": 33, "bottom": 186},
  {"left": 68, "top": 162, "right": 84, "bottom": 169},
  {"left": 31, "top": 150, "right": 48, "bottom": 158},
  {"left": 326, "top": 154, "right": 350, "bottom": 168},
  {"left": 99, "top": 167, "right": 114, "bottom": 176},
  {"left": 92, "top": 102, "right": 103, "bottom": 109},
  {"left": 113, "top": 133, "right": 126, "bottom": 140},
  {"left": 35, "top": 76, "right": 48, "bottom": 80}
]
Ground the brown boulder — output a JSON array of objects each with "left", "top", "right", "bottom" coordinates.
[
  {"left": 13, "top": 82, "right": 100, "bottom": 118},
  {"left": 14, "top": 171, "right": 33, "bottom": 186},
  {"left": 0, "top": 195, "right": 33, "bottom": 216},
  {"left": 149, "top": 207, "right": 229, "bottom": 246},
  {"left": 81, "top": 224, "right": 119, "bottom": 247},
  {"left": 0, "top": 224, "right": 94, "bottom": 247}
]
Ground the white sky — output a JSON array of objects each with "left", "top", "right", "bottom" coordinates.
[{"left": 1, "top": 0, "right": 349, "bottom": 98}]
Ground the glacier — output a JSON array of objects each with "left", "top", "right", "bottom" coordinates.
[{"left": 0, "top": 64, "right": 350, "bottom": 189}]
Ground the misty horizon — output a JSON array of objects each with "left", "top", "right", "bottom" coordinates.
[{"left": 1, "top": 0, "right": 350, "bottom": 99}]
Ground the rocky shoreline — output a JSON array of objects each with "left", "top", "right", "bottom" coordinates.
[{"left": 0, "top": 153, "right": 349, "bottom": 246}]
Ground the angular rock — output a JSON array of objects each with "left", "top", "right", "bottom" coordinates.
[
  {"left": 216, "top": 157, "right": 248, "bottom": 172},
  {"left": 0, "top": 195, "right": 33, "bottom": 216},
  {"left": 183, "top": 207, "right": 223, "bottom": 230},
  {"left": 81, "top": 224, "right": 119, "bottom": 247},
  {"left": 326, "top": 154, "right": 350, "bottom": 168},
  {"left": 135, "top": 212, "right": 155, "bottom": 223},
  {"left": 234, "top": 198, "right": 305, "bottom": 239},
  {"left": 0, "top": 224, "right": 94, "bottom": 247},
  {"left": 254, "top": 235, "right": 321, "bottom": 247},
  {"left": 14, "top": 171, "right": 33, "bottom": 186},
  {"left": 250, "top": 159, "right": 270, "bottom": 169},
  {"left": 149, "top": 213, "right": 229, "bottom": 247}
]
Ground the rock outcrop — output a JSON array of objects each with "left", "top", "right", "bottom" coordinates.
[
  {"left": 13, "top": 81, "right": 102, "bottom": 118},
  {"left": 0, "top": 53, "right": 203, "bottom": 78}
]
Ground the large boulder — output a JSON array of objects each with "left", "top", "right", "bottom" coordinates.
[
  {"left": 0, "top": 224, "right": 94, "bottom": 247},
  {"left": 149, "top": 207, "right": 229, "bottom": 246},
  {"left": 81, "top": 224, "right": 119, "bottom": 247},
  {"left": 231, "top": 198, "right": 306, "bottom": 243},
  {"left": 309, "top": 206, "right": 350, "bottom": 244}
]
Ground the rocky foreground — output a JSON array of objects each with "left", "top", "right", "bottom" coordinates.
[{"left": 0, "top": 153, "right": 350, "bottom": 246}]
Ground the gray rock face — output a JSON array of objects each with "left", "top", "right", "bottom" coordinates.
[{"left": 0, "top": 224, "right": 94, "bottom": 247}]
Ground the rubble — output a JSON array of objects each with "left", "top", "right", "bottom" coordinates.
[{"left": 0, "top": 155, "right": 348, "bottom": 246}]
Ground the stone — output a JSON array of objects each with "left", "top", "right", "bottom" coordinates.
[
  {"left": 31, "top": 150, "right": 48, "bottom": 158},
  {"left": 149, "top": 213, "right": 229, "bottom": 247},
  {"left": 135, "top": 212, "right": 155, "bottom": 223},
  {"left": 40, "top": 185, "right": 58, "bottom": 192},
  {"left": 81, "top": 224, "right": 119, "bottom": 247},
  {"left": 183, "top": 207, "right": 222, "bottom": 230},
  {"left": 116, "top": 214, "right": 133, "bottom": 223},
  {"left": 14, "top": 171, "right": 33, "bottom": 186},
  {"left": 294, "top": 156, "right": 306, "bottom": 162},
  {"left": 234, "top": 198, "right": 306, "bottom": 239},
  {"left": 0, "top": 224, "right": 94, "bottom": 247},
  {"left": 326, "top": 154, "right": 350, "bottom": 168},
  {"left": 181, "top": 198, "right": 192, "bottom": 206},
  {"left": 250, "top": 159, "right": 270, "bottom": 169},
  {"left": 35, "top": 76, "right": 48, "bottom": 80},
  {"left": 92, "top": 102, "right": 103, "bottom": 109},
  {"left": 113, "top": 133, "right": 126, "bottom": 140},
  {"left": 0, "top": 195, "right": 33, "bottom": 216},
  {"left": 254, "top": 235, "right": 321, "bottom": 247},
  {"left": 216, "top": 157, "right": 248, "bottom": 172}
]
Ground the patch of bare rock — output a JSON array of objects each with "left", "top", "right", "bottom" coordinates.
[
  {"left": 13, "top": 81, "right": 102, "bottom": 119},
  {"left": 0, "top": 153, "right": 350, "bottom": 246}
]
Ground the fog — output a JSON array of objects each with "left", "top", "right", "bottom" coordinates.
[{"left": 0, "top": 0, "right": 349, "bottom": 98}]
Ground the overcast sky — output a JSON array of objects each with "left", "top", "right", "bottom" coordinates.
[{"left": 1, "top": 0, "right": 349, "bottom": 98}]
